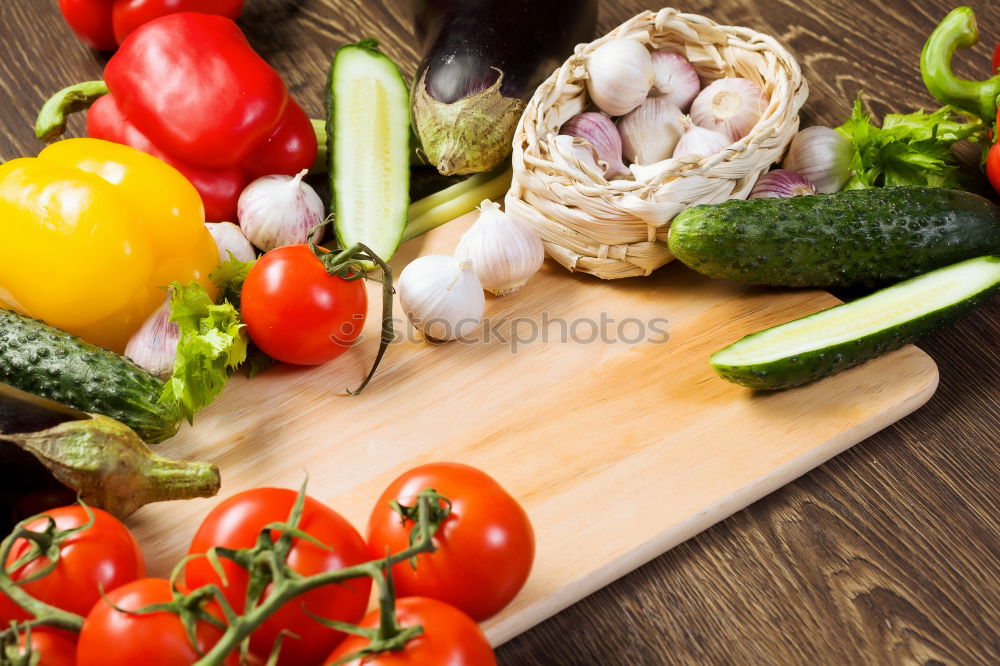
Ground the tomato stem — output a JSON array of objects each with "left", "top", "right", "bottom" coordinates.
[
  {"left": 0, "top": 509, "right": 94, "bottom": 636},
  {"left": 308, "top": 241, "right": 395, "bottom": 395},
  {"left": 190, "top": 487, "right": 444, "bottom": 665}
]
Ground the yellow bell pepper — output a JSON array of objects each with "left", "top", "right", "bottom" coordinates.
[{"left": 0, "top": 138, "right": 219, "bottom": 352}]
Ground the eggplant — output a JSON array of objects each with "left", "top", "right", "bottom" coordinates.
[
  {"left": 411, "top": 0, "right": 597, "bottom": 175},
  {"left": 0, "top": 382, "right": 220, "bottom": 533}
]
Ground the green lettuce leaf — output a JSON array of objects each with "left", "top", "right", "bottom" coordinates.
[
  {"left": 209, "top": 256, "right": 278, "bottom": 377},
  {"left": 836, "top": 94, "right": 984, "bottom": 189},
  {"left": 210, "top": 255, "right": 256, "bottom": 310},
  {"left": 159, "top": 281, "right": 248, "bottom": 423}
]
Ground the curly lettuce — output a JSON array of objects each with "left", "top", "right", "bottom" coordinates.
[{"left": 159, "top": 281, "right": 247, "bottom": 423}]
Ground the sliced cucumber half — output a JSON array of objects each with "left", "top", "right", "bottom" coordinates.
[
  {"left": 328, "top": 40, "right": 410, "bottom": 263},
  {"left": 712, "top": 255, "right": 1000, "bottom": 390}
]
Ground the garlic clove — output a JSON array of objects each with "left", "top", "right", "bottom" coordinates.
[
  {"left": 689, "top": 78, "right": 769, "bottom": 141},
  {"left": 585, "top": 39, "right": 653, "bottom": 117},
  {"left": 398, "top": 254, "right": 485, "bottom": 342},
  {"left": 782, "top": 126, "right": 854, "bottom": 193},
  {"left": 237, "top": 169, "right": 326, "bottom": 252},
  {"left": 672, "top": 117, "right": 732, "bottom": 160},
  {"left": 748, "top": 169, "right": 817, "bottom": 199},
  {"left": 560, "top": 112, "right": 629, "bottom": 179},
  {"left": 205, "top": 222, "right": 257, "bottom": 263},
  {"left": 455, "top": 200, "right": 545, "bottom": 296},
  {"left": 649, "top": 50, "right": 700, "bottom": 112},
  {"left": 124, "top": 294, "right": 180, "bottom": 380},
  {"left": 617, "top": 97, "right": 684, "bottom": 165}
]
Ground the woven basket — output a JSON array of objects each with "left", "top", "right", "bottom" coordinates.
[{"left": 506, "top": 8, "right": 809, "bottom": 279}]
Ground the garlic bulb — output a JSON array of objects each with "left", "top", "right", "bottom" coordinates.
[
  {"left": 586, "top": 39, "right": 653, "bottom": 117},
  {"left": 672, "top": 118, "right": 732, "bottom": 160},
  {"left": 398, "top": 255, "right": 485, "bottom": 341},
  {"left": 237, "top": 169, "right": 325, "bottom": 252},
  {"left": 560, "top": 112, "right": 629, "bottom": 179},
  {"left": 689, "top": 78, "right": 769, "bottom": 141},
  {"left": 782, "top": 126, "right": 854, "bottom": 193},
  {"left": 455, "top": 200, "right": 544, "bottom": 296},
  {"left": 749, "top": 169, "right": 817, "bottom": 199},
  {"left": 125, "top": 296, "right": 179, "bottom": 379},
  {"left": 205, "top": 222, "right": 256, "bottom": 263},
  {"left": 617, "top": 97, "right": 684, "bottom": 165},
  {"left": 649, "top": 50, "right": 700, "bottom": 111}
]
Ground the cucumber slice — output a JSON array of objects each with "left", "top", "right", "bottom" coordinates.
[
  {"left": 711, "top": 255, "right": 1000, "bottom": 390},
  {"left": 328, "top": 40, "right": 410, "bottom": 263}
]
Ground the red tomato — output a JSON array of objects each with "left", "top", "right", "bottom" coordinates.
[
  {"left": 988, "top": 141, "right": 1000, "bottom": 196},
  {"left": 111, "top": 1, "right": 245, "bottom": 45},
  {"left": 241, "top": 245, "right": 368, "bottom": 365},
  {"left": 367, "top": 463, "right": 535, "bottom": 622},
  {"left": 185, "top": 488, "right": 372, "bottom": 666},
  {"left": 324, "top": 597, "right": 496, "bottom": 666},
  {"left": 76, "top": 578, "right": 237, "bottom": 666},
  {"left": 58, "top": 0, "right": 117, "bottom": 50},
  {"left": 0, "top": 506, "right": 144, "bottom": 624},
  {"left": 16, "top": 628, "right": 77, "bottom": 666}
]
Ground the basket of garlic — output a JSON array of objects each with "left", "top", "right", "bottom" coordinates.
[{"left": 506, "top": 7, "right": 808, "bottom": 279}]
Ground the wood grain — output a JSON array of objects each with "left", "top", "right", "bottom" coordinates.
[{"left": 0, "top": 1, "right": 998, "bottom": 665}]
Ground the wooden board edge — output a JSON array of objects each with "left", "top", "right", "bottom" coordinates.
[{"left": 483, "top": 348, "right": 940, "bottom": 646}]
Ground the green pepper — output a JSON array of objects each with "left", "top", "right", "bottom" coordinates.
[{"left": 920, "top": 6, "right": 1000, "bottom": 123}]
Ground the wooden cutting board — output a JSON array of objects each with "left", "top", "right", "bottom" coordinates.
[{"left": 129, "top": 212, "right": 939, "bottom": 646}]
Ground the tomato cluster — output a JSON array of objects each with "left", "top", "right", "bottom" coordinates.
[{"left": 0, "top": 463, "right": 534, "bottom": 666}]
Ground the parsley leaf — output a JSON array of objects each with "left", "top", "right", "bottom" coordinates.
[{"left": 835, "top": 94, "right": 984, "bottom": 189}]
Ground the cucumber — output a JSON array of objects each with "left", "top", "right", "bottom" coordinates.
[
  {"left": 668, "top": 187, "right": 1000, "bottom": 287},
  {"left": 0, "top": 308, "right": 181, "bottom": 443},
  {"left": 711, "top": 255, "right": 1000, "bottom": 390},
  {"left": 328, "top": 39, "right": 410, "bottom": 263}
]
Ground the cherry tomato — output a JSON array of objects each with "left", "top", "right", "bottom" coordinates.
[
  {"left": 0, "top": 506, "right": 144, "bottom": 624},
  {"left": 324, "top": 597, "right": 496, "bottom": 666},
  {"left": 988, "top": 141, "right": 1000, "bottom": 196},
  {"left": 76, "top": 578, "right": 237, "bottom": 666},
  {"left": 241, "top": 244, "right": 368, "bottom": 365},
  {"left": 185, "top": 488, "right": 372, "bottom": 666},
  {"left": 15, "top": 628, "right": 77, "bottom": 666},
  {"left": 367, "top": 463, "right": 535, "bottom": 622}
]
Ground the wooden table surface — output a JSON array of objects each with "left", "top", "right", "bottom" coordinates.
[{"left": 1, "top": 1, "right": 998, "bottom": 664}]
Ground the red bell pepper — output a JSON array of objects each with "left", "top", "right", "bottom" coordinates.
[
  {"left": 58, "top": 0, "right": 244, "bottom": 51},
  {"left": 993, "top": 43, "right": 1000, "bottom": 75},
  {"left": 39, "top": 13, "right": 317, "bottom": 222},
  {"left": 988, "top": 140, "right": 1000, "bottom": 196}
]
